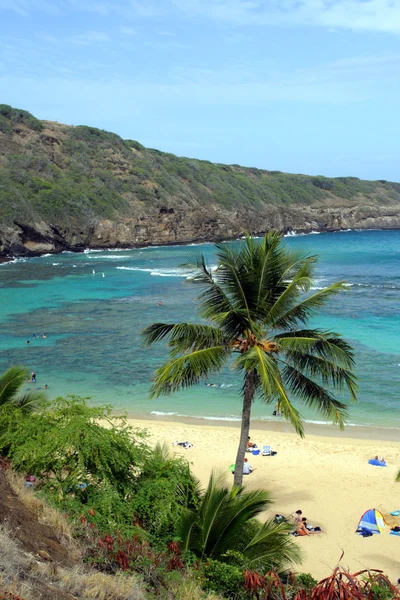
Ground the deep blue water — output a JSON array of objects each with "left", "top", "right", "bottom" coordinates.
[{"left": 1, "top": 230, "right": 399, "bottom": 428}]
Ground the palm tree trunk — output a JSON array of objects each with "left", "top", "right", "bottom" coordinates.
[{"left": 233, "top": 370, "right": 256, "bottom": 487}]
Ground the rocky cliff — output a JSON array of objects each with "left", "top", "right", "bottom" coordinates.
[{"left": 1, "top": 104, "right": 400, "bottom": 259}]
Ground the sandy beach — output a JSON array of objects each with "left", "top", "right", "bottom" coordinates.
[{"left": 129, "top": 417, "right": 400, "bottom": 582}]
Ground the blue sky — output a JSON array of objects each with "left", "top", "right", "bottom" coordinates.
[{"left": 1, "top": 0, "right": 400, "bottom": 180}]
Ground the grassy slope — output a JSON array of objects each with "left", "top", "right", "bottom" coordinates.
[{"left": 1, "top": 103, "right": 400, "bottom": 229}]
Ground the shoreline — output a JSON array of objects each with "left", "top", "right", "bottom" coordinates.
[
  {"left": 128, "top": 411, "right": 400, "bottom": 443},
  {"left": 2, "top": 226, "right": 400, "bottom": 264}
]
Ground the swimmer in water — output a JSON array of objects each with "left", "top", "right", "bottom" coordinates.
[
  {"left": 26, "top": 340, "right": 30, "bottom": 345},
  {"left": 157, "top": 301, "right": 162, "bottom": 306},
  {"left": 42, "top": 333, "right": 46, "bottom": 339}
]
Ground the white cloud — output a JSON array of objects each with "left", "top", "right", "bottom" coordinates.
[
  {"left": 68, "top": 30, "right": 110, "bottom": 44},
  {"left": 6, "top": 0, "right": 400, "bottom": 33},
  {"left": 120, "top": 26, "right": 136, "bottom": 35},
  {"left": 167, "top": 0, "right": 400, "bottom": 34}
]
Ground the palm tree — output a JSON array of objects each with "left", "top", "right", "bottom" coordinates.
[
  {"left": 142, "top": 232, "right": 358, "bottom": 486},
  {"left": 0, "top": 365, "right": 46, "bottom": 412},
  {"left": 176, "top": 471, "right": 301, "bottom": 572}
]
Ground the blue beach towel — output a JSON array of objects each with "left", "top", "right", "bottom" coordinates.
[
  {"left": 368, "top": 459, "right": 386, "bottom": 467},
  {"left": 391, "top": 510, "right": 400, "bottom": 516}
]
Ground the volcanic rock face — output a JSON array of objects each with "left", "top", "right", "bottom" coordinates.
[{"left": 1, "top": 105, "right": 400, "bottom": 258}]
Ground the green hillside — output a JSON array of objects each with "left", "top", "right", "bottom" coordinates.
[{"left": 1, "top": 103, "right": 400, "bottom": 231}]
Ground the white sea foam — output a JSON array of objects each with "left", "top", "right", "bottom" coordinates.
[
  {"left": 88, "top": 255, "right": 131, "bottom": 260},
  {"left": 52, "top": 263, "right": 60, "bottom": 266},
  {"left": 116, "top": 266, "right": 200, "bottom": 278},
  {"left": 0, "top": 257, "right": 26, "bottom": 266}
]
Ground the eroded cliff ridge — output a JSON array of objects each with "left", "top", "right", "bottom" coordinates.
[{"left": 1, "top": 104, "right": 400, "bottom": 258}]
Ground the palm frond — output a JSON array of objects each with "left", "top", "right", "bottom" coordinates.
[
  {"left": 243, "top": 519, "right": 302, "bottom": 571},
  {"left": 264, "top": 256, "right": 316, "bottom": 325},
  {"left": 273, "top": 377, "right": 304, "bottom": 437},
  {"left": 150, "top": 346, "right": 230, "bottom": 397},
  {"left": 282, "top": 364, "right": 349, "bottom": 427},
  {"left": 142, "top": 322, "right": 230, "bottom": 355},
  {"left": 177, "top": 471, "right": 273, "bottom": 561},
  {"left": 233, "top": 346, "right": 279, "bottom": 399},
  {"left": 284, "top": 353, "right": 358, "bottom": 400},
  {"left": 14, "top": 390, "right": 47, "bottom": 412},
  {"left": 208, "top": 488, "right": 274, "bottom": 559},
  {"left": 0, "top": 366, "right": 28, "bottom": 407},
  {"left": 277, "top": 330, "right": 357, "bottom": 372},
  {"left": 271, "top": 282, "right": 345, "bottom": 329}
]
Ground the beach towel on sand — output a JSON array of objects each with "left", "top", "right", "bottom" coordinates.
[{"left": 368, "top": 459, "right": 386, "bottom": 467}]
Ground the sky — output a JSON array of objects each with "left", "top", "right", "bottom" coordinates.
[{"left": 1, "top": 0, "right": 400, "bottom": 180}]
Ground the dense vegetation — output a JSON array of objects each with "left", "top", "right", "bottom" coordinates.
[{"left": 1, "top": 104, "right": 400, "bottom": 231}]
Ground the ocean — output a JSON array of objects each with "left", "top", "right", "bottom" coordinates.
[{"left": 1, "top": 230, "right": 399, "bottom": 430}]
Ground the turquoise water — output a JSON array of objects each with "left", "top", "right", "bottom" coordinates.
[{"left": 1, "top": 230, "right": 400, "bottom": 429}]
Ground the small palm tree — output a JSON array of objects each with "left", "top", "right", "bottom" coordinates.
[
  {"left": 143, "top": 233, "right": 358, "bottom": 486},
  {"left": 177, "top": 471, "right": 301, "bottom": 572},
  {"left": 0, "top": 365, "right": 46, "bottom": 412}
]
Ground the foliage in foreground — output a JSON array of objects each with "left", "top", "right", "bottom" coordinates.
[
  {"left": 0, "top": 365, "right": 46, "bottom": 414},
  {"left": 201, "top": 566, "right": 400, "bottom": 600},
  {"left": 178, "top": 471, "right": 301, "bottom": 573},
  {"left": 143, "top": 232, "right": 358, "bottom": 485},
  {"left": 0, "top": 395, "right": 146, "bottom": 495},
  {"left": 0, "top": 396, "right": 200, "bottom": 544}
]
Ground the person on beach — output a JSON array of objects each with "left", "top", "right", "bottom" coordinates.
[
  {"left": 243, "top": 458, "right": 255, "bottom": 475},
  {"left": 31, "top": 371, "right": 36, "bottom": 383},
  {"left": 296, "top": 518, "right": 321, "bottom": 536},
  {"left": 290, "top": 509, "right": 303, "bottom": 525},
  {"left": 273, "top": 402, "right": 281, "bottom": 416},
  {"left": 247, "top": 436, "right": 257, "bottom": 449}
]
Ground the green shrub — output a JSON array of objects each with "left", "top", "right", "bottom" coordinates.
[
  {"left": 0, "top": 396, "right": 148, "bottom": 496},
  {"left": 0, "top": 115, "right": 13, "bottom": 135},
  {"left": 202, "top": 560, "right": 246, "bottom": 599},
  {"left": 131, "top": 443, "right": 200, "bottom": 544},
  {"left": 368, "top": 581, "right": 395, "bottom": 600},
  {"left": 295, "top": 572, "right": 318, "bottom": 592},
  {"left": 0, "top": 104, "right": 42, "bottom": 131}
]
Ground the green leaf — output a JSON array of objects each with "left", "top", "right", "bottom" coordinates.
[{"left": 150, "top": 346, "right": 230, "bottom": 397}]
